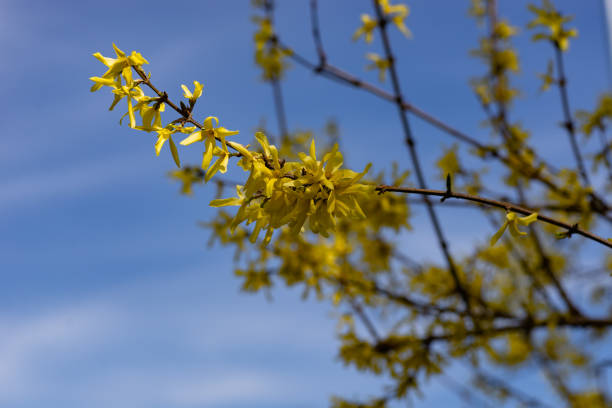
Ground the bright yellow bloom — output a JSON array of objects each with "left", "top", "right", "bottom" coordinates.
[
  {"left": 490, "top": 212, "right": 538, "bottom": 246},
  {"left": 212, "top": 135, "right": 372, "bottom": 244},
  {"left": 353, "top": 1, "right": 410, "bottom": 43},
  {"left": 379, "top": 0, "right": 411, "bottom": 38},
  {"left": 180, "top": 116, "right": 239, "bottom": 174},
  {"left": 151, "top": 124, "right": 194, "bottom": 168},
  {"left": 528, "top": 0, "right": 577, "bottom": 51},
  {"left": 169, "top": 167, "right": 203, "bottom": 195},
  {"left": 493, "top": 20, "right": 518, "bottom": 40},
  {"left": 538, "top": 60, "right": 555, "bottom": 91},
  {"left": 181, "top": 81, "right": 204, "bottom": 104},
  {"left": 110, "top": 84, "right": 145, "bottom": 128},
  {"left": 353, "top": 14, "right": 378, "bottom": 43},
  {"left": 90, "top": 44, "right": 151, "bottom": 128},
  {"left": 253, "top": 17, "right": 274, "bottom": 50},
  {"left": 90, "top": 43, "right": 148, "bottom": 91},
  {"left": 575, "top": 93, "right": 612, "bottom": 137},
  {"left": 253, "top": 17, "right": 292, "bottom": 81},
  {"left": 365, "top": 53, "right": 390, "bottom": 82}
]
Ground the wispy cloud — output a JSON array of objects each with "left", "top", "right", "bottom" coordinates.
[
  {"left": 0, "top": 302, "right": 118, "bottom": 402},
  {"left": 0, "top": 151, "right": 151, "bottom": 213},
  {"left": 0, "top": 265, "right": 357, "bottom": 407},
  {"left": 162, "top": 370, "right": 300, "bottom": 406}
]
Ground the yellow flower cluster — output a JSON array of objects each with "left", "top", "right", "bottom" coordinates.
[
  {"left": 470, "top": 19, "right": 520, "bottom": 107},
  {"left": 365, "top": 53, "right": 391, "bottom": 82},
  {"left": 490, "top": 211, "right": 538, "bottom": 246},
  {"left": 353, "top": 0, "right": 411, "bottom": 43},
  {"left": 253, "top": 17, "right": 293, "bottom": 81},
  {"left": 353, "top": 1, "right": 411, "bottom": 83},
  {"left": 211, "top": 133, "right": 373, "bottom": 244},
  {"left": 528, "top": 0, "right": 577, "bottom": 51},
  {"left": 576, "top": 93, "right": 612, "bottom": 137},
  {"left": 90, "top": 44, "right": 372, "bottom": 245}
]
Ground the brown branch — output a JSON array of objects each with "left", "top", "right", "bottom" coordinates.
[
  {"left": 280, "top": 47, "right": 612, "bottom": 221},
  {"left": 271, "top": 79, "right": 289, "bottom": 142},
  {"left": 369, "top": 0, "right": 474, "bottom": 318},
  {"left": 132, "top": 66, "right": 245, "bottom": 156},
  {"left": 309, "top": 0, "right": 327, "bottom": 65},
  {"left": 596, "top": 128, "right": 612, "bottom": 180},
  {"left": 479, "top": 3, "right": 583, "bottom": 317},
  {"left": 421, "top": 315, "right": 612, "bottom": 344},
  {"left": 376, "top": 184, "right": 612, "bottom": 249},
  {"left": 349, "top": 300, "right": 381, "bottom": 342},
  {"left": 472, "top": 369, "right": 553, "bottom": 408},
  {"left": 554, "top": 44, "right": 591, "bottom": 186},
  {"left": 263, "top": 1, "right": 290, "bottom": 144}
]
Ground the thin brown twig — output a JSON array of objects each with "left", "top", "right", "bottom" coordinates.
[
  {"left": 420, "top": 315, "right": 612, "bottom": 344},
  {"left": 369, "top": 0, "right": 474, "bottom": 317},
  {"left": 477, "top": 2, "right": 584, "bottom": 317},
  {"left": 554, "top": 44, "right": 591, "bottom": 186},
  {"left": 275, "top": 46, "right": 612, "bottom": 221},
  {"left": 309, "top": 0, "right": 327, "bottom": 65},
  {"left": 349, "top": 300, "right": 380, "bottom": 342},
  {"left": 517, "top": 183, "right": 582, "bottom": 316},
  {"left": 472, "top": 369, "right": 552, "bottom": 408},
  {"left": 596, "top": 128, "right": 612, "bottom": 180},
  {"left": 263, "top": 1, "right": 290, "bottom": 143},
  {"left": 132, "top": 66, "right": 245, "bottom": 156},
  {"left": 376, "top": 184, "right": 612, "bottom": 249},
  {"left": 271, "top": 79, "right": 289, "bottom": 142}
]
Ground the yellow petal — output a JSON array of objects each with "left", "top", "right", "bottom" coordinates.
[
  {"left": 112, "top": 43, "right": 126, "bottom": 58},
  {"left": 490, "top": 220, "right": 509, "bottom": 246},
  {"left": 127, "top": 96, "right": 136, "bottom": 128},
  {"left": 181, "top": 84, "right": 193, "bottom": 99},
  {"left": 169, "top": 137, "right": 181, "bottom": 168},
  {"left": 309, "top": 139, "right": 317, "bottom": 161},
  {"left": 205, "top": 154, "right": 226, "bottom": 182},
  {"left": 154, "top": 135, "right": 166, "bottom": 156},
  {"left": 230, "top": 142, "right": 253, "bottom": 160},
  {"left": 517, "top": 212, "right": 538, "bottom": 226},
  {"left": 255, "top": 131, "right": 271, "bottom": 157},
  {"left": 92, "top": 52, "right": 116, "bottom": 67},
  {"left": 201, "top": 138, "right": 215, "bottom": 170},
  {"left": 180, "top": 130, "right": 203, "bottom": 146},
  {"left": 210, "top": 197, "right": 243, "bottom": 207},
  {"left": 192, "top": 81, "right": 203, "bottom": 99},
  {"left": 203, "top": 116, "right": 219, "bottom": 130},
  {"left": 215, "top": 127, "right": 240, "bottom": 138}
]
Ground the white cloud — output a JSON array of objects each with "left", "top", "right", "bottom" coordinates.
[
  {"left": 0, "top": 302, "right": 117, "bottom": 401},
  {"left": 0, "top": 151, "right": 150, "bottom": 212},
  {"left": 162, "top": 370, "right": 298, "bottom": 406},
  {"left": 0, "top": 265, "right": 349, "bottom": 407}
]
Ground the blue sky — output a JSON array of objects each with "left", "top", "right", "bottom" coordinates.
[{"left": 1, "top": 0, "right": 610, "bottom": 407}]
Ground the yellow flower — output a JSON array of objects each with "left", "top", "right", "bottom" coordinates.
[
  {"left": 538, "top": 60, "right": 555, "bottom": 92},
  {"left": 110, "top": 84, "right": 145, "bottom": 128},
  {"left": 365, "top": 53, "right": 390, "bottom": 82},
  {"left": 253, "top": 17, "right": 274, "bottom": 50},
  {"left": 169, "top": 167, "right": 203, "bottom": 195},
  {"left": 253, "top": 17, "right": 292, "bottom": 81},
  {"left": 180, "top": 116, "right": 239, "bottom": 174},
  {"left": 152, "top": 124, "right": 193, "bottom": 168},
  {"left": 211, "top": 136, "right": 371, "bottom": 243},
  {"left": 493, "top": 20, "right": 518, "bottom": 40},
  {"left": 181, "top": 80, "right": 204, "bottom": 104},
  {"left": 353, "top": 14, "right": 378, "bottom": 43},
  {"left": 353, "top": 1, "right": 410, "bottom": 43},
  {"left": 379, "top": 0, "right": 411, "bottom": 38},
  {"left": 90, "top": 43, "right": 148, "bottom": 91},
  {"left": 528, "top": 0, "right": 577, "bottom": 51},
  {"left": 490, "top": 211, "right": 539, "bottom": 246}
]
